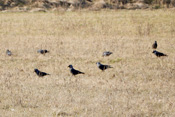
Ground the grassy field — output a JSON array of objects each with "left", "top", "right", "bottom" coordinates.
[{"left": 0, "top": 9, "right": 175, "bottom": 116}]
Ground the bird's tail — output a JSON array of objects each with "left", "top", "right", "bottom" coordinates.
[
  {"left": 108, "top": 66, "right": 113, "bottom": 68},
  {"left": 80, "top": 72, "right": 85, "bottom": 74}
]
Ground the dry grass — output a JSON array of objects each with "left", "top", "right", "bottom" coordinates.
[{"left": 0, "top": 9, "right": 175, "bottom": 116}]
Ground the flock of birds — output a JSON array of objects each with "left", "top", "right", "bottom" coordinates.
[{"left": 6, "top": 41, "right": 167, "bottom": 77}]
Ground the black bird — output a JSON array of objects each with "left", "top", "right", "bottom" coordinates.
[
  {"left": 152, "top": 41, "right": 157, "bottom": 49},
  {"left": 102, "top": 51, "right": 113, "bottom": 57},
  {"left": 96, "top": 62, "right": 112, "bottom": 71},
  {"left": 6, "top": 49, "right": 12, "bottom": 56},
  {"left": 34, "top": 69, "right": 50, "bottom": 77},
  {"left": 68, "top": 65, "right": 84, "bottom": 76},
  {"left": 152, "top": 50, "right": 167, "bottom": 57},
  {"left": 37, "top": 49, "right": 49, "bottom": 54}
]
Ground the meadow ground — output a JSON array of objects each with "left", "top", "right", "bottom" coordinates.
[{"left": 0, "top": 9, "right": 175, "bottom": 116}]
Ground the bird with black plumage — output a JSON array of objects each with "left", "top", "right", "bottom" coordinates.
[
  {"left": 96, "top": 62, "right": 112, "bottom": 71},
  {"left": 34, "top": 69, "right": 50, "bottom": 77},
  {"left": 152, "top": 50, "right": 167, "bottom": 57},
  {"left": 68, "top": 65, "right": 84, "bottom": 76},
  {"left": 152, "top": 41, "right": 157, "bottom": 49}
]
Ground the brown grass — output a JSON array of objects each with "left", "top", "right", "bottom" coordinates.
[{"left": 0, "top": 9, "right": 175, "bottom": 116}]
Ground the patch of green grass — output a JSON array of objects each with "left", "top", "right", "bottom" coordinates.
[{"left": 109, "top": 58, "right": 122, "bottom": 63}]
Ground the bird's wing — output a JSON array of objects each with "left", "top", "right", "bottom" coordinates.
[
  {"left": 155, "top": 51, "right": 167, "bottom": 56},
  {"left": 160, "top": 52, "right": 167, "bottom": 56},
  {"left": 41, "top": 72, "right": 49, "bottom": 76},
  {"left": 99, "top": 65, "right": 105, "bottom": 70},
  {"left": 74, "top": 69, "right": 84, "bottom": 74}
]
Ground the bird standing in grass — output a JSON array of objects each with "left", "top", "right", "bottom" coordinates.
[
  {"left": 152, "top": 41, "right": 157, "bottom": 49},
  {"left": 37, "top": 49, "right": 49, "bottom": 55},
  {"left": 152, "top": 50, "right": 167, "bottom": 57},
  {"left": 102, "top": 51, "right": 113, "bottom": 57},
  {"left": 34, "top": 69, "right": 50, "bottom": 77},
  {"left": 68, "top": 65, "right": 84, "bottom": 76},
  {"left": 96, "top": 62, "right": 112, "bottom": 71},
  {"left": 6, "top": 49, "right": 12, "bottom": 56}
]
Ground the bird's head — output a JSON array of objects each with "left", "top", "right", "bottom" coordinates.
[
  {"left": 34, "top": 69, "right": 39, "bottom": 72},
  {"left": 152, "top": 50, "right": 156, "bottom": 53},
  {"left": 155, "top": 41, "right": 157, "bottom": 43},
  {"left": 102, "top": 52, "right": 106, "bottom": 56},
  {"left": 96, "top": 62, "right": 101, "bottom": 66},
  {"left": 68, "top": 65, "right": 73, "bottom": 68}
]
